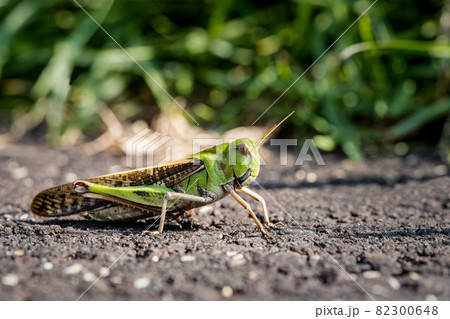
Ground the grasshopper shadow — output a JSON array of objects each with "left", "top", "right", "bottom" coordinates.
[{"left": 19, "top": 216, "right": 199, "bottom": 235}]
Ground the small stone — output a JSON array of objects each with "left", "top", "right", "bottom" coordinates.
[
  {"left": 433, "top": 165, "right": 447, "bottom": 176},
  {"left": 363, "top": 271, "right": 381, "bottom": 279},
  {"left": 387, "top": 277, "right": 400, "bottom": 290},
  {"left": 65, "top": 263, "right": 83, "bottom": 275},
  {"left": 43, "top": 262, "right": 53, "bottom": 271},
  {"left": 230, "top": 254, "right": 246, "bottom": 266},
  {"left": 99, "top": 267, "right": 110, "bottom": 277},
  {"left": 2, "top": 274, "right": 19, "bottom": 286},
  {"left": 111, "top": 276, "right": 122, "bottom": 285},
  {"left": 180, "top": 255, "right": 196, "bottom": 262},
  {"left": 134, "top": 277, "right": 150, "bottom": 289},
  {"left": 83, "top": 272, "right": 97, "bottom": 282},
  {"left": 248, "top": 271, "right": 259, "bottom": 281},
  {"left": 43, "top": 261, "right": 53, "bottom": 270},
  {"left": 425, "top": 294, "right": 438, "bottom": 301},
  {"left": 11, "top": 167, "right": 28, "bottom": 180},
  {"left": 409, "top": 272, "right": 421, "bottom": 280},
  {"left": 221, "top": 285, "right": 233, "bottom": 298},
  {"left": 372, "top": 284, "right": 390, "bottom": 297},
  {"left": 20, "top": 214, "right": 28, "bottom": 220},
  {"left": 198, "top": 205, "right": 214, "bottom": 215},
  {"left": 151, "top": 256, "right": 159, "bottom": 263},
  {"left": 306, "top": 172, "right": 317, "bottom": 183},
  {"left": 13, "top": 249, "right": 24, "bottom": 256},
  {"left": 295, "top": 169, "right": 306, "bottom": 181},
  {"left": 226, "top": 251, "right": 238, "bottom": 257}
]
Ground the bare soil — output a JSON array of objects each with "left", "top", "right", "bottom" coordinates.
[{"left": 0, "top": 143, "right": 449, "bottom": 300}]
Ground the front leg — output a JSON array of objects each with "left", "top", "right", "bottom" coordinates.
[
  {"left": 230, "top": 189, "right": 269, "bottom": 237},
  {"left": 237, "top": 187, "right": 283, "bottom": 229}
]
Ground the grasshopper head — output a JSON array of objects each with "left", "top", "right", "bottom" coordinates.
[{"left": 228, "top": 138, "right": 260, "bottom": 187}]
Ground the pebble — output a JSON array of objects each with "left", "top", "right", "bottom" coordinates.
[
  {"left": 65, "top": 263, "right": 83, "bottom": 275},
  {"left": 43, "top": 262, "right": 53, "bottom": 271},
  {"left": 295, "top": 169, "right": 306, "bottom": 181},
  {"left": 248, "top": 271, "right": 259, "bottom": 281},
  {"left": 99, "top": 267, "right": 110, "bottom": 277},
  {"left": 363, "top": 271, "right": 381, "bottom": 279},
  {"left": 230, "top": 254, "right": 246, "bottom": 267},
  {"left": 2, "top": 274, "right": 19, "bottom": 286},
  {"left": 306, "top": 172, "right": 317, "bottom": 183},
  {"left": 110, "top": 276, "right": 122, "bottom": 285},
  {"left": 83, "top": 273, "right": 97, "bottom": 282},
  {"left": 226, "top": 251, "right": 238, "bottom": 257},
  {"left": 425, "top": 294, "right": 438, "bottom": 301},
  {"left": 221, "top": 285, "right": 233, "bottom": 298},
  {"left": 198, "top": 205, "right": 214, "bottom": 215},
  {"left": 11, "top": 167, "right": 28, "bottom": 180},
  {"left": 151, "top": 256, "right": 159, "bottom": 263},
  {"left": 180, "top": 255, "right": 196, "bottom": 262},
  {"left": 134, "top": 277, "right": 150, "bottom": 289},
  {"left": 13, "top": 249, "right": 24, "bottom": 256},
  {"left": 387, "top": 277, "right": 400, "bottom": 290},
  {"left": 409, "top": 272, "right": 421, "bottom": 280},
  {"left": 231, "top": 253, "right": 244, "bottom": 260},
  {"left": 372, "top": 284, "right": 390, "bottom": 297},
  {"left": 433, "top": 165, "right": 447, "bottom": 176},
  {"left": 20, "top": 214, "right": 29, "bottom": 220}
]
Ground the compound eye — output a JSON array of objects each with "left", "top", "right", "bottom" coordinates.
[{"left": 237, "top": 143, "right": 249, "bottom": 156}]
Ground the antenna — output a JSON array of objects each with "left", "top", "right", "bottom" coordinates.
[{"left": 255, "top": 111, "right": 295, "bottom": 150}]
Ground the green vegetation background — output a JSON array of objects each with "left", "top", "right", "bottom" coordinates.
[{"left": 1, "top": 0, "right": 449, "bottom": 161}]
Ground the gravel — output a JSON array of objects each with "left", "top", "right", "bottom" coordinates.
[{"left": 0, "top": 143, "right": 449, "bottom": 300}]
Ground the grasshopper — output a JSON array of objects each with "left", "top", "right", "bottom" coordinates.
[{"left": 31, "top": 112, "right": 293, "bottom": 237}]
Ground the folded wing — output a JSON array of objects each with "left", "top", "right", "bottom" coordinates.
[{"left": 30, "top": 158, "right": 205, "bottom": 217}]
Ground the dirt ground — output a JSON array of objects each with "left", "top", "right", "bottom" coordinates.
[{"left": 0, "top": 143, "right": 449, "bottom": 300}]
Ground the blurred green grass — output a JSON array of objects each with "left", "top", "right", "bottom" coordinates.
[{"left": 0, "top": 0, "right": 449, "bottom": 161}]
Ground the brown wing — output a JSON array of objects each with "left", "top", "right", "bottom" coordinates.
[{"left": 30, "top": 158, "right": 205, "bottom": 217}]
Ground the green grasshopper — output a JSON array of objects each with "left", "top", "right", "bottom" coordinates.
[{"left": 31, "top": 112, "right": 293, "bottom": 237}]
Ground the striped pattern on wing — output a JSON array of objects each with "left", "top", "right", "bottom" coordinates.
[{"left": 30, "top": 158, "right": 205, "bottom": 217}]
